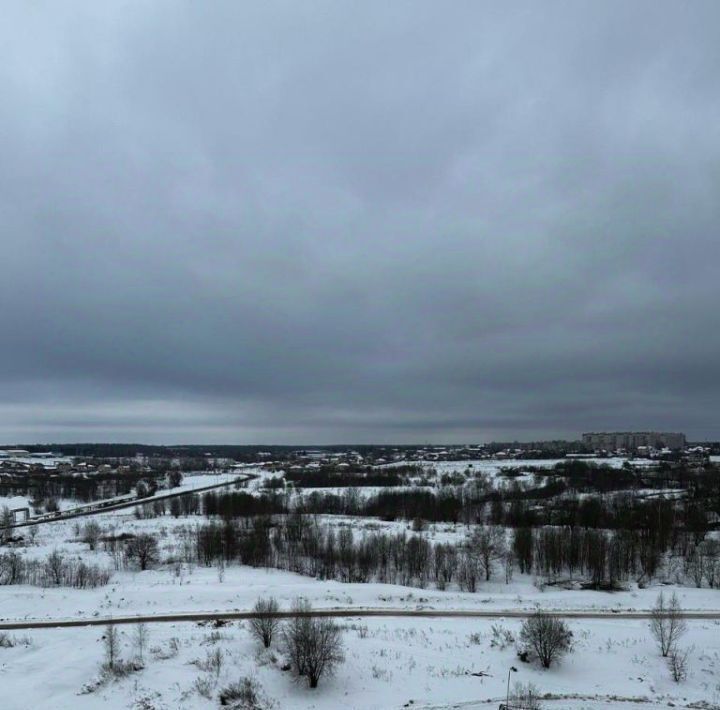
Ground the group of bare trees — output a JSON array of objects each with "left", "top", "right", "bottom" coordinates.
[
  {"left": 194, "top": 516, "right": 516, "bottom": 591},
  {"left": 0, "top": 549, "right": 111, "bottom": 588},
  {"left": 93, "top": 530, "right": 161, "bottom": 572},
  {"left": 191, "top": 511, "right": 718, "bottom": 593},
  {"left": 685, "top": 539, "right": 720, "bottom": 588},
  {"left": 248, "top": 596, "right": 344, "bottom": 689}
]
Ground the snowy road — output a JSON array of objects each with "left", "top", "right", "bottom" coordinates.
[
  {"left": 5, "top": 472, "right": 258, "bottom": 529},
  {"left": 2, "top": 606, "right": 719, "bottom": 630}
]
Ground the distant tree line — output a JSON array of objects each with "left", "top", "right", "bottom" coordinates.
[
  {"left": 198, "top": 483, "right": 716, "bottom": 542},
  {"left": 0, "top": 470, "right": 166, "bottom": 504}
]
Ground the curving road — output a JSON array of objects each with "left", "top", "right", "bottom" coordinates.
[{"left": 5, "top": 472, "right": 258, "bottom": 529}]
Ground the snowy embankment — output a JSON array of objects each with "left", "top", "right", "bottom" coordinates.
[{"left": 2, "top": 562, "right": 720, "bottom": 624}]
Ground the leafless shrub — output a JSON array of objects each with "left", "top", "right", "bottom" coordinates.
[
  {"left": 457, "top": 553, "right": 479, "bottom": 592},
  {"left": 151, "top": 636, "right": 180, "bottom": 660},
  {"left": 282, "top": 599, "right": 344, "bottom": 688},
  {"left": 44, "top": 550, "right": 65, "bottom": 585},
  {"left": 519, "top": 612, "right": 573, "bottom": 668},
  {"left": 0, "top": 551, "right": 23, "bottom": 584},
  {"left": 134, "top": 623, "right": 149, "bottom": 663},
  {"left": 668, "top": 645, "right": 692, "bottom": 683},
  {"left": 193, "top": 674, "right": 215, "bottom": 699},
  {"left": 282, "top": 598, "right": 312, "bottom": 677},
  {"left": 511, "top": 681, "right": 543, "bottom": 709},
  {"left": 104, "top": 623, "right": 120, "bottom": 672},
  {"left": 249, "top": 597, "right": 280, "bottom": 648},
  {"left": 0, "top": 507, "right": 13, "bottom": 542},
  {"left": 0, "top": 632, "right": 31, "bottom": 648},
  {"left": 45, "top": 497, "right": 60, "bottom": 514},
  {"left": 219, "top": 676, "right": 271, "bottom": 708},
  {"left": 650, "top": 591, "right": 687, "bottom": 657},
  {"left": 490, "top": 623, "right": 515, "bottom": 650},
  {"left": 194, "top": 648, "right": 223, "bottom": 677},
  {"left": 82, "top": 521, "right": 102, "bottom": 551},
  {"left": 124, "top": 534, "right": 160, "bottom": 571},
  {"left": 202, "top": 629, "right": 229, "bottom": 645}
]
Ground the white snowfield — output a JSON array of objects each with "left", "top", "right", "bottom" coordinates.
[
  {"left": 0, "top": 464, "right": 717, "bottom": 710},
  {"left": 377, "top": 457, "right": 656, "bottom": 474},
  {"left": 2, "top": 615, "right": 719, "bottom": 710}
]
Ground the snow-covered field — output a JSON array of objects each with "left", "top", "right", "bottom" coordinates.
[
  {"left": 1, "top": 607, "right": 719, "bottom": 709},
  {"left": 379, "top": 457, "right": 655, "bottom": 475},
  {"left": 1, "top": 460, "right": 718, "bottom": 709}
]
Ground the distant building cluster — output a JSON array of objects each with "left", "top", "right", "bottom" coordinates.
[{"left": 582, "top": 431, "right": 686, "bottom": 451}]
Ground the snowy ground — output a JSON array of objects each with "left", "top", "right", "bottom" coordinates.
[
  {"left": 1, "top": 511, "right": 720, "bottom": 709},
  {"left": 3, "top": 558, "right": 720, "bottom": 624},
  {"left": 3, "top": 509, "right": 719, "bottom": 622},
  {"left": 1, "top": 613, "right": 718, "bottom": 709},
  {"left": 378, "top": 457, "right": 656, "bottom": 476},
  {"left": 1, "top": 460, "right": 718, "bottom": 709}
]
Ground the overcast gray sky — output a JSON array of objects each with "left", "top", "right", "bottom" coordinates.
[{"left": 1, "top": 1, "right": 719, "bottom": 444}]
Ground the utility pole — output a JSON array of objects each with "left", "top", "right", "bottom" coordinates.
[{"left": 506, "top": 665, "right": 518, "bottom": 708}]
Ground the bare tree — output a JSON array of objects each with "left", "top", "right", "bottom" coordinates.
[
  {"left": 249, "top": 596, "right": 280, "bottom": 648},
  {"left": 82, "top": 521, "right": 102, "bottom": 551},
  {"left": 649, "top": 591, "right": 687, "bottom": 657},
  {"left": 44, "top": 550, "right": 65, "bottom": 586},
  {"left": 124, "top": 534, "right": 159, "bottom": 571},
  {"left": 282, "top": 599, "right": 344, "bottom": 688},
  {"left": 134, "top": 623, "right": 149, "bottom": 664},
  {"left": 468, "top": 526, "right": 507, "bottom": 581},
  {"left": 45, "top": 497, "right": 60, "bottom": 514},
  {"left": 167, "top": 470, "right": 183, "bottom": 488},
  {"left": 301, "top": 617, "right": 344, "bottom": 689},
  {"left": 520, "top": 611, "right": 573, "bottom": 669},
  {"left": 282, "top": 598, "right": 312, "bottom": 677},
  {"left": 104, "top": 623, "right": 120, "bottom": 672},
  {"left": 1, "top": 507, "right": 13, "bottom": 543},
  {"left": 687, "top": 550, "right": 705, "bottom": 588},
  {"left": 703, "top": 540, "right": 720, "bottom": 588},
  {"left": 0, "top": 551, "right": 23, "bottom": 584}
]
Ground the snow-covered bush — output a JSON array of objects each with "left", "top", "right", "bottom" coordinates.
[
  {"left": 219, "top": 677, "right": 270, "bottom": 708},
  {"left": 490, "top": 623, "right": 515, "bottom": 650}
]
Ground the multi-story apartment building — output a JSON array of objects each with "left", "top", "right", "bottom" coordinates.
[{"left": 582, "top": 431, "right": 686, "bottom": 451}]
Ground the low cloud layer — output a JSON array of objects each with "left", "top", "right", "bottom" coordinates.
[{"left": 2, "top": 1, "right": 719, "bottom": 443}]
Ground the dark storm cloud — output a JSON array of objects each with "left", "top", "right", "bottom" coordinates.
[{"left": 1, "top": 1, "right": 720, "bottom": 443}]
